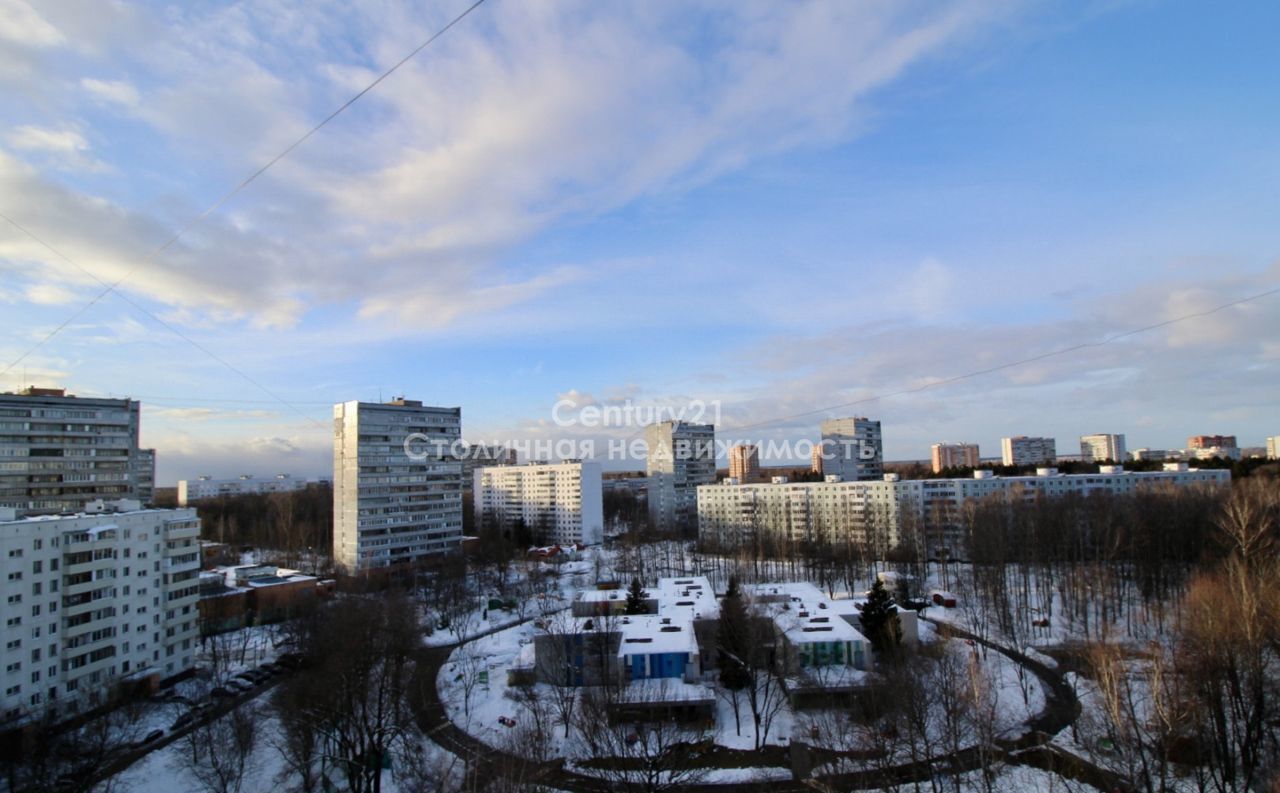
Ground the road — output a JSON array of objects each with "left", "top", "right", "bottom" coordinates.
[{"left": 409, "top": 614, "right": 1098, "bottom": 792}]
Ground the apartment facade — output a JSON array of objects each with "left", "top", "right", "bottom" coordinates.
[
  {"left": 819, "top": 417, "right": 883, "bottom": 482},
  {"left": 1079, "top": 433, "right": 1126, "bottom": 463},
  {"left": 1268, "top": 436, "right": 1279, "bottom": 460},
  {"left": 698, "top": 464, "right": 1230, "bottom": 559},
  {"left": 645, "top": 421, "right": 715, "bottom": 533},
  {"left": 0, "top": 500, "right": 201, "bottom": 725},
  {"left": 728, "top": 444, "right": 761, "bottom": 483},
  {"left": 332, "top": 399, "right": 463, "bottom": 573},
  {"left": 930, "top": 443, "right": 980, "bottom": 473},
  {"left": 1187, "top": 434, "right": 1237, "bottom": 451},
  {"left": 474, "top": 461, "right": 604, "bottom": 546},
  {"left": 0, "top": 389, "right": 153, "bottom": 516},
  {"left": 1001, "top": 435, "right": 1057, "bottom": 466},
  {"left": 460, "top": 444, "right": 517, "bottom": 488},
  {"left": 178, "top": 473, "right": 309, "bottom": 505}
]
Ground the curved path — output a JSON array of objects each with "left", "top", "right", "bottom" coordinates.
[{"left": 409, "top": 614, "right": 1090, "bottom": 792}]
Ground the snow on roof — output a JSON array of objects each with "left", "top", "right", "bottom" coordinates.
[
  {"left": 654, "top": 576, "right": 719, "bottom": 620},
  {"left": 617, "top": 614, "right": 699, "bottom": 657},
  {"left": 743, "top": 582, "right": 868, "bottom": 645}
]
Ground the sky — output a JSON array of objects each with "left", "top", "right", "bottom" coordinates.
[{"left": 1, "top": 0, "right": 1277, "bottom": 485}]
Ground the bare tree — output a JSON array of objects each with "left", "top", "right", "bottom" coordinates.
[
  {"left": 173, "top": 705, "right": 259, "bottom": 793},
  {"left": 575, "top": 684, "right": 711, "bottom": 793}
]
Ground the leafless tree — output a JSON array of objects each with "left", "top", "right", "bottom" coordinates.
[
  {"left": 574, "top": 684, "right": 711, "bottom": 793},
  {"left": 173, "top": 705, "right": 259, "bottom": 793}
]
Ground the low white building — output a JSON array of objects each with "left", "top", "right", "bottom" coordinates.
[
  {"left": 474, "top": 461, "right": 603, "bottom": 546},
  {"left": 0, "top": 500, "right": 201, "bottom": 725},
  {"left": 178, "top": 473, "right": 310, "bottom": 505}
]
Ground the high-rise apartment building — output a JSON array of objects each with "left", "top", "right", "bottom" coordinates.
[
  {"left": 728, "top": 444, "right": 760, "bottom": 483},
  {"left": 810, "top": 443, "right": 824, "bottom": 475},
  {"left": 474, "top": 461, "right": 603, "bottom": 546},
  {"left": 0, "top": 388, "right": 153, "bottom": 516},
  {"left": 0, "top": 499, "right": 201, "bottom": 725},
  {"left": 460, "top": 444, "right": 517, "bottom": 488},
  {"left": 819, "top": 417, "right": 883, "bottom": 482},
  {"left": 1267, "top": 436, "right": 1279, "bottom": 460},
  {"left": 645, "top": 421, "right": 715, "bottom": 533},
  {"left": 1001, "top": 436, "right": 1056, "bottom": 466},
  {"left": 1188, "top": 434, "right": 1237, "bottom": 450},
  {"left": 930, "top": 443, "right": 979, "bottom": 473},
  {"left": 332, "top": 399, "right": 463, "bottom": 573},
  {"left": 1079, "top": 433, "right": 1126, "bottom": 463}
]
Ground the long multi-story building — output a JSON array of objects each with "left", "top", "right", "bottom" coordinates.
[
  {"left": 1079, "top": 433, "right": 1126, "bottom": 463},
  {"left": 819, "top": 417, "right": 883, "bottom": 481},
  {"left": 177, "top": 473, "right": 310, "bottom": 505},
  {"left": 729, "top": 444, "right": 761, "bottom": 483},
  {"left": 698, "top": 464, "right": 1230, "bottom": 559},
  {"left": 474, "top": 461, "right": 603, "bottom": 546},
  {"left": 1268, "top": 436, "right": 1279, "bottom": 460},
  {"left": 0, "top": 388, "right": 154, "bottom": 515},
  {"left": 333, "top": 399, "right": 463, "bottom": 573},
  {"left": 930, "top": 443, "right": 979, "bottom": 473},
  {"left": 645, "top": 421, "right": 715, "bottom": 534},
  {"left": 1001, "top": 435, "right": 1056, "bottom": 466},
  {"left": 0, "top": 499, "right": 201, "bottom": 725}
]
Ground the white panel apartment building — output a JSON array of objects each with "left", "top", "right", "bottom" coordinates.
[
  {"left": 1079, "top": 433, "right": 1126, "bottom": 463},
  {"left": 333, "top": 399, "right": 463, "bottom": 573},
  {"left": 699, "top": 465, "right": 1230, "bottom": 558},
  {"left": 0, "top": 388, "right": 154, "bottom": 516},
  {"left": 1001, "top": 436, "right": 1057, "bottom": 466},
  {"left": 0, "top": 500, "right": 200, "bottom": 725},
  {"left": 645, "top": 421, "right": 716, "bottom": 533},
  {"left": 474, "top": 461, "right": 604, "bottom": 546},
  {"left": 819, "top": 417, "right": 884, "bottom": 481},
  {"left": 178, "top": 473, "right": 309, "bottom": 505}
]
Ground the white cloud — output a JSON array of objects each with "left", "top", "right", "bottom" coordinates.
[
  {"left": 7, "top": 125, "right": 88, "bottom": 154},
  {"left": 0, "top": 0, "right": 63, "bottom": 48},
  {"left": 0, "top": 0, "right": 1013, "bottom": 330},
  {"left": 80, "top": 77, "right": 139, "bottom": 108}
]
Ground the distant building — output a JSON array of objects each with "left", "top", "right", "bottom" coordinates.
[
  {"left": 930, "top": 443, "right": 979, "bottom": 473},
  {"left": 474, "top": 461, "right": 604, "bottom": 546},
  {"left": 698, "top": 464, "right": 1229, "bottom": 560},
  {"left": 0, "top": 388, "right": 153, "bottom": 516},
  {"left": 810, "top": 443, "right": 824, "bottom": 475},
  {"left": 1079, "top": 433, "right": 1126, "bottom": 463},
  {"left": 0, "top": 500, "right": 201, "bottom": 725},
  {"left": 1268, "top": 436, "right": 1280, "bottom": 460},
  {"left": 728, "top": 444, "right": 761, "bottom": 483},
  {"left": 177, "top": 473, "right": 310, "bottom": 505},
  {"left": 1001, "top": 436, "right": 1056, "bottom": 466},
  {"left": 333, "top": 398, "right": 463, "bottom": 573},
  {"left": 459, "top": 444, "right": 516, "bottom": 487},
  {"left": 645, "top": 421, "right": 716, "bottom": 533},
  {"left": 1188, "top": 434, "right": 1237, "bottom": 451},
  {"left": 1130, "top": 448, "right": 1168, "bottom": 462},
  {"left": 1187, "top": 446, "right": 1241, "bottom": 461},
  {"left": 820, "top": 417, "right": 883, "bottom": 481}
]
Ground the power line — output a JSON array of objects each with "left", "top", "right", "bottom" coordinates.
[
  {"left": 722, "top": 284, "right": 1280, "bottom": 435},
  {"left": 0, "top": 0, "right": 488, "bottom": 392}
]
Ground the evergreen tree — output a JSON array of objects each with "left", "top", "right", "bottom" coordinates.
[
  {"left": 624, "top": 577, "right": 649, "bottom": 615},
  {"left": 717, "top": 576, "right": 751, "bottom": 689},
  {"left": 859, "top": 579, "right": 903, "bottom": 657}
]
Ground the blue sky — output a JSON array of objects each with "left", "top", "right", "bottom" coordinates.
[{"left": 1, "top": 0, "right": 1277, "bottom": 484}]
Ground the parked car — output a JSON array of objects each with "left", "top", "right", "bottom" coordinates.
[
  {"left": 143, "top": 729, "right": 164, "bottom": 744},
  {"left": 171, "top": 712, "right": 195, "bottom": 730},
  {"left": 211, "top": 686, "right": 233, "bottom": 699},
  {"left": 226, "top": 679, "right": 252, "bottom": 692}
]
